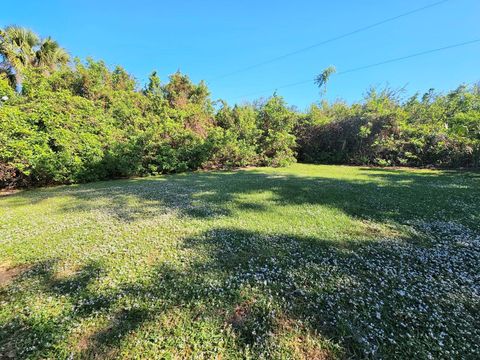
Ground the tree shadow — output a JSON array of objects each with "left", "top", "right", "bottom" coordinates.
[
  {"left": 2, "top": 167, "right": 479, "bottom": 357},
  {"left": 2, "top": 223, "right": 478, "bottom": 358},
  {"left": 5, "top": 167, "right": 478, "bottom": 232},
  {"left": 0, "top": 259, "right": 113, "bottom": 358},
  {"left": 359, "top": 166, "right": 480, "bottom": 182},
  {"left": 64, "top": 168, "right": 480, "bottom": 230}
]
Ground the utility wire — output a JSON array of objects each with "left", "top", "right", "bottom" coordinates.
[
  {"left": 210, "top": 0, "right": 452, "bottom": 81},
  {"left": 233, "top": 38, "right": 480, "bottom": 100}
]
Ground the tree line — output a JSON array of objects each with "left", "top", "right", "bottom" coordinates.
[{"left": 1, "top": 27, "right": 479, "bottom": 188}]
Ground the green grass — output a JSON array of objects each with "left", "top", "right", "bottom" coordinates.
[{"left": 1, "top": 164, "right": 479, "bottom": 359}]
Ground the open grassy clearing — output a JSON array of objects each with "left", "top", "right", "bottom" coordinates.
[{"left": 0, "top": 164, "right": 479, "bottom": 359}]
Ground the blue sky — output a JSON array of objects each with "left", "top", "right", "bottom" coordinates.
[{"left": 2, "top": 0, "right": 479, "bottom": 109}]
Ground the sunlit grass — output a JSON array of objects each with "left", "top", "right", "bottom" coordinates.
[{"left": 1, "top": 164, "right": 479, "bottom": 358}]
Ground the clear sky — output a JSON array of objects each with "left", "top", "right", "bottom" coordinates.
[{"left": 2, "top": 0, "right": 479, "bottom": 109}]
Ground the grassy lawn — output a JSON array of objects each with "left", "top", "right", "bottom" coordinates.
[{"left": 1, "top": 164, "right": 479, "bottom": 359}]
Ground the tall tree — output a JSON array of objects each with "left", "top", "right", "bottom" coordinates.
[
  {"left": 145, "top": 71, "right": 161, "bottom": 96},
  {"left": 315, "top": 65, "right": 336, "bottom": 96},
  {"left": 0, "top": 26, "right": 39, "bottom": 89},
  {"left": 0, "top": 26, "right": 69, "bottom": 90},
  {"left": 35, "top": 37, "right": 69, "bottom": 73}
]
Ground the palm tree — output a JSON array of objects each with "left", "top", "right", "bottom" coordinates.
[
  {"left": 315, "top": 66, "right": 336, "bottom": 96},
  {"left": 0, "top": 26, "right": 69, "bottom": 91},
  {"left": 35, "top": 37, "right": 69, "bottom": 73},
  {"left": 0, "top": 26, "right": 39, "bottom": 89}
]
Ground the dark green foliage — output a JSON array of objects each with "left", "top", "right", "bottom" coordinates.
[
  {"left": 256, "top": 96, "right": 297, "bottom": 166},
  {"left": 1, "top": 27, "right": 479, "bottom": 189},
  {"left": 0, "top": 32, "right": 298, "bottom": 187},
  {"left": 297, "top": 86, "right": 480, "bottom": 168}
]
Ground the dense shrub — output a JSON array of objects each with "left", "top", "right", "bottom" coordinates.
[
  {"left": 0, "top": 56, "right": 300, "bottom": 188},
  {"left": 296, "top": 86, "right": 480, "bottom": 168},
  {"left": 1, "top": 27, "right": 479, "bottom": 189},
  {"left": 256, "top": 96, "right": 297, "bottom": 166}
]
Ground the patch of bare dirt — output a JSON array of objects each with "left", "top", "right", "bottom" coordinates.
[
  {"left": 0, "top": 263, "right": 30, "bottom": 287},
  {"left": 276, "top": 316, "right": 337, "bottom": 360},
  {"left": 228, "top": 301, "right": 252, "bottom": 329},
  {"left": 0, "top": 189, "right": 20, "bottom": 197}
]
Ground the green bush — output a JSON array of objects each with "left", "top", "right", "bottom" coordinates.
[
  {"left": 296, "top": 86, "right": 480, "bottom": 168},
  {"left": 0, "top": 53, "right": 300, "bottom": 188},
  {"left": 1, "top": 27, "right": 479, "bottom": 189}
]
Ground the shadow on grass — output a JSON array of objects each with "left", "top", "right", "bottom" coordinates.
[
  {"left": 1, "top": 224, "right": 478, "bottom": 358},
  {"left": 2, "top": 167, "right": 479, "bottom": 357},
  {"left": 58, "top": 168, "right": 480, "bottom": 230},
  {"left": 4, "top": 167, "right": 479, "bottom": 232}
]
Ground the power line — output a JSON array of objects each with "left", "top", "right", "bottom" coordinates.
[
  {"left": 233, "top": 38, "right": 480, "bottom": 100},
  {"left": 210, "top": 0, "right": 452, "bottom": 82}
]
